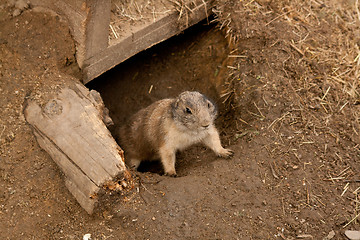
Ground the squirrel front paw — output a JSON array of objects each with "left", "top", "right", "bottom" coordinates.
[
  {"left": 217, "top": 148, "right": 234, "bottom": 158},
  {"left": 164, "top": 170, "right": 177, "bottom": 177}
]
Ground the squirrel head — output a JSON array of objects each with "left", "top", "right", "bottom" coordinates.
[{"left": 171, "top": 91, "right": 217, "bottom": 132}]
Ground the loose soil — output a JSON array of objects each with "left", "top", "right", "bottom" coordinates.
[{"left": 1, "top": 0, "right": 359, "bottom": 240}]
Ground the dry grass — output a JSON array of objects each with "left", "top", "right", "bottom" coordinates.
[
  {"left": 109, "top": 0, "right": 204, "bottom": 40},
  {"left": 214, "top": 0, "right": 360, "bottom": 230},
  {"left": 215, "top": 0, "right": 360, "bottom": 138},
  {"left": 110, "top": 0, "right": 175, "bottom": 40},
  {"left": 215, "top": 0, "right": 360, "bottom": 102},
  {"left": 169, "top": 0, "right": 203, "bottom": 28}
]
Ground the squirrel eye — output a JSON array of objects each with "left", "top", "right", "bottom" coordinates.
[
  {"left": 207, "top": 102, "right": 211, "bottom": 108},
  {"left": 185, "top": 107, "right": 192, "bottom": 114}
]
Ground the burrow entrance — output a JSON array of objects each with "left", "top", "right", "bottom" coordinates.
[{"left": 87, "top": 19, "right": 236, "bottom": 175}]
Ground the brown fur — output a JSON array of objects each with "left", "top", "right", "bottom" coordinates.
[{"left": 119, "top": 91, "right": 233, "bottom": 176}]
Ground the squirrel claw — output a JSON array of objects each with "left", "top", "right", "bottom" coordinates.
[
  {"left": 217, "top": 148, "right": 234, "bottom": 158},
  {"left": 164, "top": 171, "right": 177, "bottom": 177}
]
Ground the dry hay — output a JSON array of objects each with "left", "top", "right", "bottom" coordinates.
[
  {"left": 214, "top": 0, "right": 360, "bottom": 230},
  {"left": 169, "top": 0, "right": 207, "bottom": 28},
  {"left": 109, "top": 0, "right": 203, "bottom": 41},
  {"left": 215, "top": 0, "right": 360, "bottom": 102},
  {"left": 110, "top": 0, "right": 171, "bottom": 40}
]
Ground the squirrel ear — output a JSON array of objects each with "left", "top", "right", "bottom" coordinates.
[
  {"left": 172, "top": 99, "right": 179, "bottom": 109},
  {"left": 174, "top": 99, "right": 180, "bottom": 108}
]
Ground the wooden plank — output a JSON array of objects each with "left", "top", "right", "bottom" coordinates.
[
  {"left": 84, "top": 0, "right": 111, "bottom": 60},
  {"left": 33, "top": 130, "right": 99, "bottom": 198},
  {"left": 24, "top": 83, "right": 127, "bottom": 214},
  {"left": 82, "top": 1, "right": 213, "bottom": 83},
  {"left": 65, "top": 179, "right": 97, "bottom": 214},
  {"left": 30, "top": 0, "right": 212, "bottom": 81},
  {"left": 25, "top": 95, "right": 112, "bottom": 185}
]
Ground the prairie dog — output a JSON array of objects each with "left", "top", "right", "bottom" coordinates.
[{"left": 119, "top": 91, "right": 233, "bottom": 176}]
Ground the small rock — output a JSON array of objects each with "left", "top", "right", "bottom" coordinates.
[
  {"left": 12, "top": 8, "right": 21, "bottom": 17},
  {"left": 83, "top": 233, "right": 91, "bottom": 240},
  {"left": 120, "top": 180, "right": 128, "bottom": 188},
  {"left": 15, "top": 0, "right": 28, "bottom": 11},
  {"left": 7, "top": 0, "right": 16, "bottom": 7},
  {"left": 345, "top": 230, "right": 360, "bottom": 240},
  {"left": 297, "top": 234, "right": 313, "bottom": 239},
  {"left": 323, "top": 230, "right": 335, "bottom": 240}
]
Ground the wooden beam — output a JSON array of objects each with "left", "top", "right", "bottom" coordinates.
[
  {"left": 84, "top": 0, "right": 111, "bottom": 60},
  {"left": 24, "top": 83, "right": 128, "bottom": 214},
  {"left": 82, "top": 1, "right": 213, "bottom": 83}
]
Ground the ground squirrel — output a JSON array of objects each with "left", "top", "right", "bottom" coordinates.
[{"left": 119, "top": 91, "right": 233, "bottom": 176}]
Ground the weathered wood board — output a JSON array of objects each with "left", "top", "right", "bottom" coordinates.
[
  {"left": 28, "top": 0, "right": 214, "bottom": 83},
  {"left": 82, "top": 0, "right": 214, "bottom": 83},
  {"left": 24, "top": 83, "right": 128, "bottom": 214}
]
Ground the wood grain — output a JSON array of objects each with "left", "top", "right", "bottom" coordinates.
[{"left": 24, "top": 83, "right": 127, "bottom": 214}]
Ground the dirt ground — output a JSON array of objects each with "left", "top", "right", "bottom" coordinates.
[{"left": 1, "top": 0, "right": 359, "bottom": 239}]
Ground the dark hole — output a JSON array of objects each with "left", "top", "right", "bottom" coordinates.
[{"left": 87, "top": 17, "right": 232, "bottom": 175}]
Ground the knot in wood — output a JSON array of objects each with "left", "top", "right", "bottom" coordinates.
[{"left": 44, "top": 99, "right": 63, "bottom": 116}]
